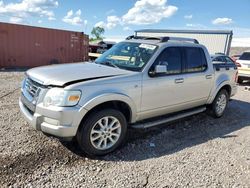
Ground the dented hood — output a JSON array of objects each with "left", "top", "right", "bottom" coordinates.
[{"left": 26, "top": 62, "right": 131, "bottom": 86}]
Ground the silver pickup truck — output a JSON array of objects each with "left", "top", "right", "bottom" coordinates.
[{"left": 19, "top": 36, "right": 238, "bottom": 156}]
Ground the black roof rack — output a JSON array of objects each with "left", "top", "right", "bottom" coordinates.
[
  {"left": 126, "top": 35, "right": 199, "bottom": 44},
  {"left": 160, "top": 37, "right": 199, "bottom": 44},
  {"left": 126, "top": 35, "right": 145, "bottom": 40}
]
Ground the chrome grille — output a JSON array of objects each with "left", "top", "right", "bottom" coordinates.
[{"left": 24, "top": 78, "right": 41, "bottom": 98}]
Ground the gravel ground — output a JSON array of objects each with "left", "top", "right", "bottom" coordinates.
[{"left": 0, "top": 71, "right": 250, "bottom": 188}]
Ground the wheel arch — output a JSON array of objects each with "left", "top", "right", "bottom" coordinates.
[
  {"left": 208, "top": 81, "right": 232, "bottom": 104},
  {"left": 81, "top": 93, "right": 137, "bottom": 124}
]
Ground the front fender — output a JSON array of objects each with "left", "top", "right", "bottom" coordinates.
[{"left": 82, "top": 93, "right": 137, "bottom": 123}]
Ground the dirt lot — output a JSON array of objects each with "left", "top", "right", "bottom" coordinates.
[
  {"left": 230, "top": 47, "right": 250, "bottom": 56},
  {"left": 0, "top": 71, "right": 250, "bottom": 188}
]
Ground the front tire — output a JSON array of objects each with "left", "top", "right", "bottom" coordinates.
[
  {"left": 77, "top": 109, "right": 127, "bottom": 156},
  {"left": 210, "top": 89, "right": 229, "bottom": 118}
]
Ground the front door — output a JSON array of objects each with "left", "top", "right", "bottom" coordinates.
[{"left": 141, "top": 47, "right": 187, "bottom": 118}]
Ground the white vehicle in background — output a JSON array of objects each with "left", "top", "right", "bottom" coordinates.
[{"left": 236, "top": 51, "right": 250, "bottom": 83}]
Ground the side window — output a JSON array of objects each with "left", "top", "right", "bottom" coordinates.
[
  {"left": 184, "top": 47, "right": 207, "bottom": 73},
  {"left": 225, "top": 56, "right": 234, "bottom": 64},
  {"left": 154, "top": 47, "right": 182, "bottom": 75},
  {"left": 220, "top": 56, "right": 227, "bottom": 63},
  {"left": 213, "top": 56, "right": 224, "bottom": 63}
]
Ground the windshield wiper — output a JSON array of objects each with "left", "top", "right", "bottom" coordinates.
[{"left": 97, "top": 61, "right": 119, "bottom": 69}]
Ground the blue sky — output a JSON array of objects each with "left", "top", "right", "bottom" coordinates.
[{"left": 0, "top": 0, "right": 250, "bottom": 38}]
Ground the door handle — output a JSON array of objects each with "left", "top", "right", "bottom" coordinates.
[
  {"left": 175, "top": 78, "right": 184, "bottom": 84},
  {"left": 206, "top": 75, "right": 212, "bottom": 79}
]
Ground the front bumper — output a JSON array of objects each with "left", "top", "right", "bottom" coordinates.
[{"left": 19, "top": 98, "right": 88, "bottom": 138}]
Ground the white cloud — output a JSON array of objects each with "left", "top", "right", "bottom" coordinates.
[
  {"left": 106, "top": 16, "right": 121, "bottom": 29},
  {"left": 38, "top": 20, "right": 42, "bottom": 23},
  {"left": 76, "top": 9, "right": 81, "bottom": 16},
  {"left": 186, "top": 23, "right": 193, "bottom": 27},
  {"left": 48, "top": 17, "right": 56, "bottom": 21},
  {"left": 122, "top": 0, "right": 178, "bottom": 25},
  {"left": 94, "top": 16, "right": 121, "bottom": 30},
  {"left": 123, "top": 26, "right": 132, "bottom": 31},
  {"left": 95, "top": 21, "right": 105, "bottom": 28},
  {"left": 106, "top": 9, "right": 115, "bottom": 15},
  {"left": 184, "top": 15, "right": 193, "bottom": 19},
  {"left": 0, "top": 0, "right": 58, "bottom": 22},
  {"left": 62, "top": 9, "right": 85, "bottom": 26},
  {"left": 186, "top": 23, "right": 206, "bottom": 28},
  {"left": 9, "top": 17, "right": 23, "bottom": 23},
  {"left": 94, "top": 0, "right": 178, "bottom": 30},
  {"left": 212, "top": 17, "right": 233, "bottom": 25}
]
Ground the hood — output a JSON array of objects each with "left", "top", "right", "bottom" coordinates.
[{"left": 26, "top": 62, "right": 131, "bottom": 87}]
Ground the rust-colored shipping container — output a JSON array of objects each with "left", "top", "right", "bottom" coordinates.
[{"left": 0, "top": 22, "right": 89, "bottom": 68}]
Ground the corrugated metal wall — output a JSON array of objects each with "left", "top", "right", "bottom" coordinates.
[
  {"left": 0, "top": 22, "right": 89, "bottom": 68},
  {"left": 136, "top": 30, "right": 232, "bottom": 55}
]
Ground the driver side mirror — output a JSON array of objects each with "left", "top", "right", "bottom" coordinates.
[{"left": 148, "top": 65, "right": 167, "bottom": 77}]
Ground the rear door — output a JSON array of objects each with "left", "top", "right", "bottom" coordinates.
[
  {"left": 181, "top": 47, "right": 213, "bottom": 104},
  {"left": 141, "top": 46, "right": 213, "bottom": 118}
]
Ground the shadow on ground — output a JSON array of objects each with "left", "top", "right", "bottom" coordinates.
[{"left": 62, "top": 99, "right": 250, "bottom": 161}]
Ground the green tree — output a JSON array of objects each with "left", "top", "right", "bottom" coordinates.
[{"left": 91, "top": 26, "right": 105, "bottom": 40}]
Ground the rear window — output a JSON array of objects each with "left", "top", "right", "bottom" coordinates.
[
  {"left": 212, "top": 56, "right": 224, "bottom": 63},
  {"left": 239, "top": 52, "right": 250, "bottom": 60},
  {"left": 184, "top": 47, "right": 207, "bottom": 73},
  {"left": 225, "top": 56, "right": 235, "bottom": 64}
]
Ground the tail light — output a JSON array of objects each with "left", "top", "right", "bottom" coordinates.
[
  {"left": 236, "top": 62, "right": 241, "bottom": 67},
  {"left": 235, "top": 61, "right": 242, "bottom": 67}
]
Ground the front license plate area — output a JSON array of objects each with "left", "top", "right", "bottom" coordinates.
[{"left": 21, "top": 94, "right": 36, "bottom": 113}]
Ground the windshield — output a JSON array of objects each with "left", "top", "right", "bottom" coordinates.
[
  {"left": 239, "top": 52, "right": 250, "bottom": 60},
  {"left": 95, "top": 42, "right": 157, "bottom": 71}
]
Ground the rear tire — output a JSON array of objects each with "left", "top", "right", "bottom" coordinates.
[
  {"left": 77, "top": 109, "right": 127, "bottom": 156},
  {"left": 210, "top": 89, "right": 229, "bottom": 118}
]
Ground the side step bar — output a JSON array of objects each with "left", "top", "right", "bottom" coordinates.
[{"left": 131, "top": 106, "right": 206, "bottom": 129}]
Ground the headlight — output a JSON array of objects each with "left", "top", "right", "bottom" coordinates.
[{"left": 43, "top": 88, "right": 81, "bottom": 107}]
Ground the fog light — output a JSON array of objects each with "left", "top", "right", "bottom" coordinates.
[{"left": 44, "top": 117, "right": 59, "bottom": 126}]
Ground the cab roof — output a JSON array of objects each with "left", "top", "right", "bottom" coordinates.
[{"left": 123, "top": 35, "right": 203, "bottom": 48}]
